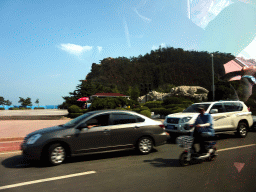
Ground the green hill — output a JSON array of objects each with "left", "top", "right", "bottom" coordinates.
[{"left": 86, "top": 47, "right": 234, "bottom": 94}]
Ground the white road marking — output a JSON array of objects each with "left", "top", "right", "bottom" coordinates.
[
  {"left": 218, "top": 144, "right": 256, "bottom": 152},
  {"left": 0, "top": 171, "right": 96, "bottom": 190}
]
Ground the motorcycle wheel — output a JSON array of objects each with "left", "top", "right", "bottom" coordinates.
[
  {"left": 179, "top": 152, "right": 190, "bottom": 166},
  {"left": 207, "top": 148, "right": 217, "bottom": 161}
]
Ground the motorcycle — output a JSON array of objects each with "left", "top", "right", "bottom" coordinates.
[{"left": 176, "top": 126, "right": 217, "bottom": 166}]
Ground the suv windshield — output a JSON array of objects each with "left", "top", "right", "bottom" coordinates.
[
  {"left": 183, "top": 104, "right": 211, "bottom": 113},
  {"left": 63, "top": 112, "right": 95, "bottom": 127}
]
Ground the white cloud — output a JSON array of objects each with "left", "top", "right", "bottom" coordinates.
[
  {"left": 59, "top": 43, "right": 93, "bottom": 56},
  {"left": 123, "top": 18, "right": 131, "bottom": 47},
  {"left": 133, "top": 8, "right": 152, "bottom": 23},
  {"left": 97, "top": 46, "right": 103, "bottom": 53}
]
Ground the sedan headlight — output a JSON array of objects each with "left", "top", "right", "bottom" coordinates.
[
  {"left": 26, "top": 134, "right": 42, "bottom": 144},
  {"left": 179, "top": 117, "right": 192, "bottom": 124}
]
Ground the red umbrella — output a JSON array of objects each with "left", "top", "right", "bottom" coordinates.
[{"left": 77, "top": 97, "right": 90, "bottom": 101}]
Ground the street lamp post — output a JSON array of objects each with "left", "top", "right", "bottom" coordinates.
[{"left": 211, "top": 54, "right": 215, "bottom": 101}]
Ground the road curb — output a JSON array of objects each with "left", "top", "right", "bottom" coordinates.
[
  {"left": 0, "top": 137, "right": 24, "bottom": 142},
  {"left": 0, "top": 140, "right": 23, "bottom": 153},
  {"left": 0, "top": 115, "right": 69, "bottom": 120}
]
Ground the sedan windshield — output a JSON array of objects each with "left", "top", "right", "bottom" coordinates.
[
  {"left": 63, "top": 112, "right": 95, "bottom": 127},
  {"left": 183, "top": 104, "right": 211, "bottom": 113}
]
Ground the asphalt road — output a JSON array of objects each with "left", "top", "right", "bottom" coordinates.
[{"left": 0, "top": 131, "right": 255, "bottom": 192}]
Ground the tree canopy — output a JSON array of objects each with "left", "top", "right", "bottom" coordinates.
[{"left": 18, "top": 97, "right": 32, "bottom": 108}]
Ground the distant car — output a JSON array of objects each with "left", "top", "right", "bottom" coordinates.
[
  {"left": 164, "top": 101, "right": 253, "bottom": 138},
  {"left": 22, "top": 110, "right": 167, "bottom": 166}
]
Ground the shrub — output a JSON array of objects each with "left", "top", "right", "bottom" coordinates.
[
  {"left": 151, "top": 108, "right": 171, "bottom": 116},
  {"left": 140, "top": 106, "right": 150, "bottom": 111},
  {"left": 8, "top": 107, "right": 30, "bottom": 110},
  {"left": 164, "top": 104, "right": 185, "bottom": 109},
  {"left": 0, "top": 108, "right": 5, "bottom": 110},
  {"left": 68, "top": 105, "right": 82, "bottom": 113},
  {"left": 115, "top": 107, "right": 127, "bottom": 110},
  {"left": 132, "top": 108, "right": 141, "bottom": 113},
  {"left": 132, "top": 106, "right": 150, "bottom": 113},
  {"left": 90, "top": 97, "right": 122, "bottom": 110},
  {"left": 140, "top": 110, "right": 151, "bottom": 118},
  {"left": 68, "top": 113, "right": 83, "bottom": 118},
  {"left": 151, "top": 108, "right": 165, "bottom": 115},
  {"left": 34, "top": 107, "right": 45, "bottom": 109},
  {"left": 163, "top": 97, "right": 184, "bottom": 105},
  {"left": 143, "top": 101, "right": 163, "bottom": 109},
  {"left": 171, "top": 107, "right": 185, "bottom": 113},
  {"left": 182, "top": 101, "right": 194, "bottom": 108}
]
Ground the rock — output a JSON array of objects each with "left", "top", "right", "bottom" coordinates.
[{"left": 138, "top": 86, "right": 208, "bottom": 103}]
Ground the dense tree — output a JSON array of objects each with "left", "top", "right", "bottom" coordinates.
[
  {"left": 35, "top": 99, "right": 39, "bottom": 107},
  {"left": 62, "top": 46, "right": 249, "bottom": 107},
  {"left": 4, "top": 100, "right": 12, "bottom": 106},
  {"left": 85, "top": 47, "right": 235, "bottom": 94},
  {"left": 18, "top": 97, "right": 32, "bottom": 108},
  {"left": 0, "top": 97, "right": 4, "bottom": 107},
  {"left": 130, "top": 86, "right": 140, "bottom": 101}
]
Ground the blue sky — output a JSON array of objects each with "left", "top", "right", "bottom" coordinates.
[{"left": 1, "top": 0, "right": 255, "bottom": 106}]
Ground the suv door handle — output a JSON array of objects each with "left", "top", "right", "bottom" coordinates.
[
  {"left": 134, "top": 126, "right": 140, "bottom": 129},
  {"left": 103, "top": 129, "right": 110, "bottom": 133}
]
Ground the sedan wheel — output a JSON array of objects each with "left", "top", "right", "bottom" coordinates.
[
  {"left": 137, "top": 137, "right": 153, "bottom": 155},
  {"left": 48, "top": 144, "right": 66, "bottom": 166},
  {"left": 236, "top": 122, "right": 248, "bottom": 138}
]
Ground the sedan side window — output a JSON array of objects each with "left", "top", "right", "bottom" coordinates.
[
  {"left": 210, "top": 103, "right": 225, "bottom": 113},
  {"left": 111, "top": 113, "right": 137, "bottom": 125},
  {"left": 134, "top": 115, "right": 145, "bottom": 122},
  {"left": 86, "top": 114, "right": 110, "bottom": 128}
]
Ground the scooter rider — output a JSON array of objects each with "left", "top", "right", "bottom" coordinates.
[{"left": 192, "top": 105, "right": 215, "bottom": 155}]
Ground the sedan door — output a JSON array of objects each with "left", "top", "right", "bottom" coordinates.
[
  {"left": 109, "top": 112, "right": 141, "bottom": 148},
  {"left": 71, "top": 114, "right": 112, "bottom": 154}
]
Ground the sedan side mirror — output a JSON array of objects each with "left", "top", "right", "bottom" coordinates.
[{"left": 210, "top": 109, "right": 218, "bottom": 114}]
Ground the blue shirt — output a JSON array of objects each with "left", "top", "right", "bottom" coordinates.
[{"left": 194, "top": 113, "right": 215, "bottom": 136}]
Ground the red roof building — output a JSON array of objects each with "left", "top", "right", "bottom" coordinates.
[{"left": 90, "top": 93, "right": 130, "bottom": 100}]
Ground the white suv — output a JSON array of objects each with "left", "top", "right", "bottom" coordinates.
[{"left": 163, "top": 101, "right": 253, "bottom": 138}]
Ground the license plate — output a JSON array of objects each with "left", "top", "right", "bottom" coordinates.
[{"left": 167, "top": 125, "right": 175, "bottom": 129}]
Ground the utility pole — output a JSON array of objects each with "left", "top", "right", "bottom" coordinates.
[{"left": 211, "top": 54, "right": 215, "bottom": 101}]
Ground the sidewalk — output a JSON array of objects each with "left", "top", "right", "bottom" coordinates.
[{"left": 0, "top": 120, "right": 70, "bottom": 153}]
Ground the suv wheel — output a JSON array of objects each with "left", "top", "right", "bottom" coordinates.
[
  {"left": 236, "top": 122, "right": 248, "bottom": 138},
  {"left": 48, "top": 143, "right": 66, "bottom": 166},
  {"left": 137, "top": 137, "right": 153, "bottom": 155}
]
